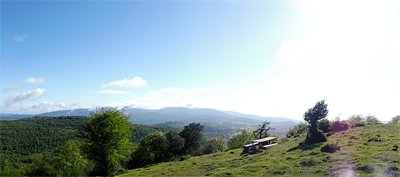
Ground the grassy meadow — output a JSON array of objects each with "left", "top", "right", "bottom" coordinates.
[{"left": 119, "top": 124, "right": 400, "bottom": 177}]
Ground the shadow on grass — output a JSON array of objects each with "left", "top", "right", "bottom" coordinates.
[{"left": 287, "top": 139, "right": 325, "bottom": 152}]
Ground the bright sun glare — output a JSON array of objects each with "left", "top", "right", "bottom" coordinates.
[{"left": 273, "top": 0, "right": 400, "bottom": 120}]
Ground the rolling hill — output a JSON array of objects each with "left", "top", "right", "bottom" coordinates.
[
  {"left": 1, "top": 107, "right": 298, "bottom": 139},
  {"left": 119, "top": 124, "right": 400, "bottom": 177}
]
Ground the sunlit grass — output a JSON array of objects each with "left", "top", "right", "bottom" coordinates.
[{"left": 119, "top": 124, "right": 400, "bottom": 177}]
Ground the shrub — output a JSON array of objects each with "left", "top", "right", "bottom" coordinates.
[
  {"left": 319, "top": 119, "right": 331, "bottom": 133},
  {"left": 201, "top": 136, "right": 227, "bottom": 154},
  {"left": 320, "top": 142, "right": 340, "bottom": 153},
  {"left": 286, "top": 122, "right": 308, "bottom": 138},
  {"left": 180, "top": 154, "right": 191, "bottom": 161},
  {"left": 365, "top": 115, "right": 381, "bottom": 125},
  {"left": 227, "top": 128, "right": 253, "bottom": 150},
  {"left": 390, "top": 115, "right": 400, "bottom": 124},
  {"left": 347, "top": 115, "right": 365, "bottom": 127},
  {"left": 331, "top": 121, "right": 348, "bottom": 132}
]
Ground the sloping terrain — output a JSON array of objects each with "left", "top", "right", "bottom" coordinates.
[
  {"left": 0, "top": 116, "right": 179, "bottom": 164},
  {"left": 119, "top": 124, "right": 400, "bottom": 177}
]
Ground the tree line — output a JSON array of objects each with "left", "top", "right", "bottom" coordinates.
[
  {"left": 0, "top": 115, "right": 179, "bottom": 171},
  {"left": 285, "top": 100, "right": 400, "bottom": 142},
  {"left": 0, "top": 108, "right": 231, "bottom": 176}
]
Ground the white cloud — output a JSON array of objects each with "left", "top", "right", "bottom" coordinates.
[
  {"left": 23, "top": 77, "right": 45, "bottom": 84},
  {"left": 97, "top": 90, "right": 130, "bottom": 94},
  {"left": 0, "top": 101, "right": 82, "bottom": 113},
  {"left": 2, "top": 84, "right": 22, "bottom": 92},
  {"left": 30, "top": 101, "right": 81, "bottom": 112},
  {"left": 101, "top": 77, "right": 147, "bottom": 88},
  {"left": 4, "top": 88, "right": 46, "bottom": 106},
  {"left": 12, "top": 35, "right": 27, "bottom": 42},
  {"left": 102, "top": 87, "right": 218, "bottom": 110}
]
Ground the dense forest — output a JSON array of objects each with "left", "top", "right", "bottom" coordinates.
[
  {"left": 0, "top": 116, "right": 179, "bottom": 165},
  {"left": 0, "top": 108, "right": 232, "bottom": 176}
]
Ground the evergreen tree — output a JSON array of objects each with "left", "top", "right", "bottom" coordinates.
[{"left": 304, "top": 100, "right": 328, "bottom": 143}]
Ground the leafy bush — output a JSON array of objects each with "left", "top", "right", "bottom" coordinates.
[
  {"left": 24, "top": 154, "right": 57, "bottom": 176},
  {"left": 347, "top": 115, "right": 365, "bottom": 127},
  {"left": 320, "top": 142, "right": 340, "bottom": 153},
  {"left": 365, "top": 115, "right": 380, "bottom": 125},
  {"left": 390, "top": 115, "right": 400, "bottom": 124},
  {"left": 286, "top": 122, "right": 308, "bottom": 138},
  {"left": 180, "top": 154, "right": 191, "bottom": 161},
  {"left": 201, "top": 136, "right": 227, "bottom": 154},
  {"left": 0, "top": 159, "right": 23, "bottom": 176},
  {"left": 53, "top": 140, "right": 94, "bottom": 176},
  {"left": 331, "top": 121, "right": 349, "bottom": 132},
  {"left": 227, "top": 128, "right": 253, "bottom": 150},
  {"left": 319, "top": 119, "right": 331, "bottom": 133}
]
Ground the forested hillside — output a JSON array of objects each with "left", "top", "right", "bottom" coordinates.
[{"left": 0, "top": 116, "right": 179, "bottom": 165}]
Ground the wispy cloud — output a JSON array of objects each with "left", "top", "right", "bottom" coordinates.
[
  {"left": 30, "top": 101, "right": 80, "bottom": 112},
  {"left": 2, "top": 84, "right": 23, "bottom": 92},
  {"left": 23, "top": 77, "right": 45, "bottom": 84},
  {"left": 4, "top": 88, "right": 46, "bottom": 106},
  {"left": 0, "top": 101, "right": 82, "bottom": 113},
  {"left": 104, "top": 87, "right": 220, "bottom": 110},
  {"left": 97, "top": 90, "right": 130, "bottom": 94},
  {"left": 101, "top": 77, "right": 147, "bottom": 89},
  {"left": 12, "top": 35, "right": 27, "bottom": 42}
]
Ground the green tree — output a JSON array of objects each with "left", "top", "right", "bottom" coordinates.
[
  {"left": 165, "top": 131, "right": 185, "bottom": 158},
  {"left": 390, "top": 115, "right": 400, "bottom": 124},
  {"left": 0, "top": 159, "right": 23, "bottom": 176},
  {"left": 179, "top": 122, "right": 204, "bottom": 155},
  {"left": 53, "top": 140, "right": 94, "bottom": 176},
  {"left": 347, "top": 114, "right": 365, "bottom": 127},
  {"left": 253, "top": 121, "right": 275, "bottom": 139},
  {"left": 304, "top": 100, "right": 328, "bottom": 143},
  {"left": 319, "top": 119, "right": 331, "bottom": 133},
  {"left": 130, "top": 132, "right": 166, "bottom": 168},
  {"left": 201, "top": 136, "right": 227, "bottom": 154},
  {"left": 227, "top": 128, "right": 254, "bottom": 149},
  {"left": 365, "top": 115, "right": 380, "bottom": 125},
  {"left": 286, "top": 122, "right": 308, "bottom": 137},
  {"left": 78, "top": 107, "right": 134, "bottom": 176},
  {"left": 24, "top": 154, "right": 57, "bottom": 176}
]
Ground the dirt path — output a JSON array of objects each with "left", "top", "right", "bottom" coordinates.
[{"left": 328, "top": 128, "right": 361, "bottom": 177}]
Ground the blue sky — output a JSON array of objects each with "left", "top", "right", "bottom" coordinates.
[{"left": 2, "top": 0, "right": 400, "bottom": 121}]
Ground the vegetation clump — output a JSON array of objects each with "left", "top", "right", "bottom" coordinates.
[
  {"left": 331, "top": 120, "right": 349, "bottom": 132},
  {"left": 320, "top": 142, "right": 340, "bottom": 153},
  {"left": 347, "top": 114, "right": 365, "bottom": 127},
  {"left": 390, "top": 115, "right": 400, "bottom": 124},
  {"left": 286, "top": 122, "right": 308, "bottom": 138},
  {"left": 227, "top": 128, "right": 253, "bottom": 149},
  {"left": 78, "top": 107, "right": 134, "bottom": 176},
  {"left": 304, "top": 100, "right": 328, "bottom": 143},
  {"left": 365, "top": 115, "right": 381, "bottom": 125}
]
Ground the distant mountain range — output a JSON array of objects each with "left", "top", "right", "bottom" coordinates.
[
  {"left": 0, "top": 107, "right": 297, "bottom": 125},
  {"left": 1, "top": 107, "right": 300, "bottom": 137}
]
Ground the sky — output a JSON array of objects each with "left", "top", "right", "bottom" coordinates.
[{"left": 1, "top": 0, "right": 400, "bottom": 121}]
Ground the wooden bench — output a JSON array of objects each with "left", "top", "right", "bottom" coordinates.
[{"left": 262, "top": 143, "right": 278, "bottom": 149}]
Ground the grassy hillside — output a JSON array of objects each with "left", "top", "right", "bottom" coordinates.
[{"left": 119, "top": 124, "right": 400, "bottom": 177}]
